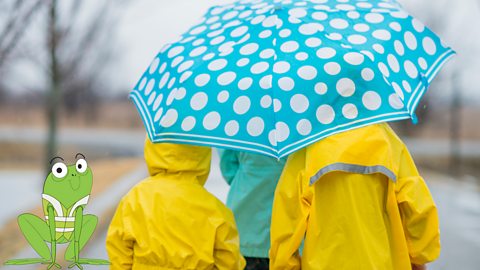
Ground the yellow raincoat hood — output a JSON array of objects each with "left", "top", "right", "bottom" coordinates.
[
  {"left": 107, "top": 139, "right": 245, "bottom": 270},
  {"left": 270, "top": 123, "right": 440, "bottom": 270},
  {"left": 144, "top": 139, "right": 211, "bottom": 185}
]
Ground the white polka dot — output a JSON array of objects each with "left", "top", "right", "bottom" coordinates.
[
  {"left": 217, "top": 71, "right": 237, "bottom": 85},
  {"left": 336, "top": 78, "right": 355, "bottom": 97},
  {"left": 290, "top": 94, "right": 309, "bottom": 113},
  {"left": 279, "top": 29, "right": 292, "bottom": 38},
  {"left": 389, "top": 22, "right": 402, "bottom": 32},
  {"left": 262, "top": 15, "right": 278, "bottom": 28},
  {"left": 260, "top": 95, "right": 272, "bottom": 108},
  {"left": 138, "top": 77, "right": 147, "bottom": 91},
  {"left": 305, "top": 37, "right": 322, "bottom": 47},
  {"left": 330, "top": 18, "right": 349, "bottom": 29},
  {"left": 316, "top": 105, "right": 335, "bottom": 124},
  {"left": 423, "top": 37, "right": 437, "bottom": 55},
  {"left": 208, "top": 59, "right": 227, "bottom": 71},
  {"left": 390, "top": 11, "right": 409, "bottom": 19},
  {"left": 373, "top": 30, "right": 391, "bottom": 40},
  {"left": 389, "top": 94, "right": 404, "bottom": 109},
  {"left": 278, "top": 77, "right": 295, "bottom": 91},
  {"left": 275, "top": 122, "right": 290, "bottom": 143},
  {"left": 171, "top": 56, "right": 184, "bottom": 68},
  {"left": 354, "top": 23, "right": 370, "bottom": 32},
  {"left": 159, "top": 72, "right": 170, "bottom": 89},
  {"left": 412, "top": 18, "right": 425, "bottom": 33},
  {"left": 192, "top": 38, "right": 205, "bottom": 46},
  {"left": 394, "top": 40, "right": 405, "bottom": 56},
  {"left": 259, "top": 49, "right": 275, "bottom": 59},
  {"left": 175, "top": 87, "right": 186, "bottom": 100},
  {"left": 392, "top": 82, "right": 405, "bottom": 100},
  {"left": 207, "top": 29, "right": 224, "bottom": 38},
  {"left": 190, "top": 92, "right": 208, "bottom": 110},
  {"left": 247, "top": 117, "right": 264, "bottom": 136},
  {"left": 373, "top": 44, "right": 385, "bottom": 54},
  {"left": 259, "top": 30, "right": 272, "bottom": 38},
  {"left": 259, "top": 75, "right": 272, "bottom": 89},
  {"left": 312, "top": 11, "right": 327, "bottom": 20},
  {"left": 194, "top": 74, "right": 210, "bottom": 87},
  {"left": 210, "top": 36, "right": 225, "bottom": 45},
  {"left": 223, "top": 10, "right": 239, "bottom": 20},
  {"left": 299, "top": 23, "right": 321, "bottom": 35},
  {"left": 154, "top": 108, "right": 164, "bottom": 122},
  {"left": 179, "top": 71, "right": 192, "bottom": 83},
  {"left": 361, "top": 50, "right": 374, "bottom": 61},
  {"left": 160, "top": 109, "right": 178, "bottom": 127},
  {"left": 280, "top": 41, "right": 299, "bottom": 53},
  {"left": 145, "top": 79, "right": 155, "bottom": 95},
  {"left": 315, "top": 82, "right": 328, "bottom": 95},
  {"left": 268, "top": 130, "right": 277, "bottom": 146},
  {"left": 404, "top": 31, "right": 417, "bottom": 50},
  {"left": 251, "top": 62, "right": 269, "bottom": 74},
  {"left": 387, "top": 54, "right": 400, "bottom": 73},
  {"left": 168, "top": 46, "right": 184, "bottom": 58},
  {"left": 348, "top": 34, "right": 367, "bottom": 44},
  {"left": 404, "top": 61, "right": 418, "bottom": 79},
  {"left": 153, "top": 94, "right": 163, "bottom": 111},
  {"left": 273, "top": 61, "right": 290, "bottom": 74},
  {"left": 225, "top": 120, "right": 239, "bottom": 136},
  {"left": 273, "top": 99, "right": 282, "bottom": 112},
  {"left": 203, "top": 112, "right": 221, "bottom": 130},
  {"left": 181, "top": 116, "right": 196, "bottom": 131},
  {"left": 296, "top": 119, "right": 312, "bottom": 135},
  {"left": 217, "top": 90, "right": 229, "bottom": 103},
  {"left": 365, "top": 13, "right": 384, "bottom": 23},
  {"left": 148, "top": 92, "right": 157, "bottom": 106},
  {"left": 418, "top": 57, "right": 428, "bottom": 70},
  {"left": 297, "top": 66, "right": 317, "bottom": 80},
  {"left": 327, "top": 33, "right": 343, "bottom": 40},
  {"left": 401, "top": 80, "right": 411, "bottom": 93},
  {"left": 149, "top": 58, "right": 160, "bottom": 74},
  {"left": 295, "top": 52, "right": 308, "bottom": 61},
  {"left": 316, "top": 47, "right": 336, "bottom": 59},
  {"left": 189, "top": 46, "right": 207, "bottom": 57},
  {"left": 340, "top": 103, "right": 357, "bottom": 120},
  {"left": 167, "top": 77, "right": 176, "bottom": 89},
  {"left": 378, "top": 62, "right": 390, "bottom": 77},
  {"left": 240, "top": 43, "right": 259, "bottom": 55},
  {"left": 239, "top": 10, "right": 253, "bottom": 18},
  {"left": 233, "top": 96, "right": 251, "bottom": 115},
  {"left": 356, "top": 2, "right": 372, "bottom": 8},
  {"left": 237, "top": 58, "right": 249, "bottom": 67},
  {"left": 289, "top": 8, "right": 307, "bottom": 18},
  {"left": 347, "top": 11, "right": 360, "bottom": 19},
  {"left": 177, "top": 60, "right": 194, "bottom": 73},
  {"left": 190, "top": 25, "right": 207, "bottom": 35},
  {"left": 324, "top": 62, "right": 341, "bottom": 75},
  {"left": 344, "top": 52, "right": 365, "bottom": 65},
  {"left": 362, "top": 91, "right": 382, "bottom": 110}
]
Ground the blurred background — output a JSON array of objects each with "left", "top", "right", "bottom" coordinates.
[{"left": 0, "top": 0, "right": 479, "bottom": 269}]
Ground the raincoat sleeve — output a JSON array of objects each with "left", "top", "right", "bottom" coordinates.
[
  {"left": 213, "top": 209, "right": 246, "bottom": 270},
  {"left": 106, "top": 197, "right": 135, "bottom": 270},
  {"left": 395, "top": 147, "right": 441, "bottom": 265},
  {"left": 269, "top": 150, "right": 311, "bottom": 270},
  {"left": 219, "top": 149, "right": 239, "bottom": 185}
]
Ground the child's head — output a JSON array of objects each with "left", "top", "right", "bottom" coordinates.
[{"left": 144, "top": 137, "right": 211, "bottom": 184}]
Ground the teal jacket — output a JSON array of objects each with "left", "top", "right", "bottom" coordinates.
[{"left": 219, "top": 150, "right": 287, "bottom": 258}]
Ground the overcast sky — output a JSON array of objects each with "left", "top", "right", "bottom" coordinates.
[{"left": 5, "top": 0, "right": 480, "bottom": 102}]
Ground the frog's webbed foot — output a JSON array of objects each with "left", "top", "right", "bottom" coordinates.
[
  {"left": 68, "top": 262, "right": 83, "bottom": 270},
  {"left": 43, "top": 261, "right": 61, "bottom": 270}
]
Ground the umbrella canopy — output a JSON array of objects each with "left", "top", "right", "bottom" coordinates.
[{"left": 130, "top": 0, "right": 455, "bottom": 158}]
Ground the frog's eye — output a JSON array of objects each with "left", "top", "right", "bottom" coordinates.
[
  {"left": 76, "top": 159, "right": 88, "bottom": 173},
  {"left": 52, "top": 162, "right": 68, "bottom": 178}
]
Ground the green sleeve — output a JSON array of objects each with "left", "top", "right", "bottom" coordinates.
[{"left": 218, "top": 149, "right": 240, "bottom": 185}]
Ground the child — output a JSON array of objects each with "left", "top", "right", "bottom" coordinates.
[
  {"left": 219, "top": 150, "right": 286, "bottom": 270},
  {"left": 269, "top": 123, "right": 440, "bottom": 270},
  {"left": 106, "top": 139, "right": 246, "bottom": 269}
]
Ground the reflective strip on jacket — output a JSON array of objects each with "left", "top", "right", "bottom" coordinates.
[
  {"left": 269, "top": 123, "right": 440, "bottom": 270},
  {"left": 106, "top": 139, "right": 246, "bottom": 270},
  {"left": 219, "top": 150, "right": 286, "bottom": 257}
]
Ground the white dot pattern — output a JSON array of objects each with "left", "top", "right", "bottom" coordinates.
[{"left": 131, "top": 0, "right": 455, "bottom": 157}]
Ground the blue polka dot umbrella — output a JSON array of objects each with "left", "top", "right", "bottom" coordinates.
[{"left": 130, "top": 0, "right": 455, "bottom": 158}]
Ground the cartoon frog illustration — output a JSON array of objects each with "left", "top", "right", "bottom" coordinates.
[{"left": 5, "top": 154, "right": 109, "bottom": 269}]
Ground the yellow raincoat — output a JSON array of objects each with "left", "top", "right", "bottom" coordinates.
[
  {"left": 270, "top": 123, "right": 440, "bottom": 270},
  {"left": 106, "top": 140, "right": 246, "bottom": 270}
]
